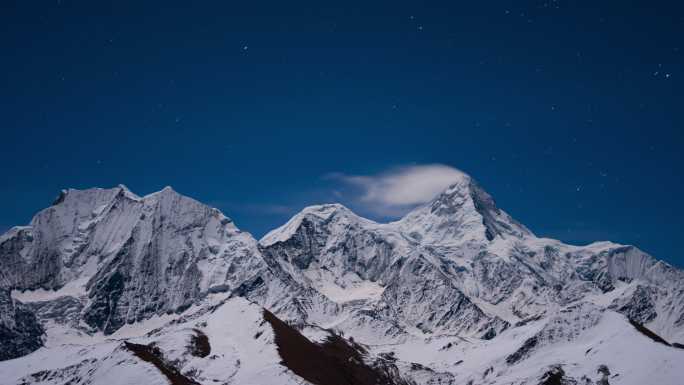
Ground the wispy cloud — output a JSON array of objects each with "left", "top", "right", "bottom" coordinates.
[{"left": 326, "top": 164, "right": 468, "bottom": 217}]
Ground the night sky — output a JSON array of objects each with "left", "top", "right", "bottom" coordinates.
[{"left": 1, "top": 2, "right": 683, "bottom": 266}]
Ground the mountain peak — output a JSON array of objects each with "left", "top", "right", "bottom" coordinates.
[
  {"left": 396, "top": 177, "right": 532, "bottom": 244},
  {"left": 259, "top": 203, "right": 374, "bottom": 247},
  {"left": 143, "top": 185, "right": 178, "bottom": 198},
  {"left": 50, "top": 185, "right": 141, "bottom": 207},
  {"left": 299, "top": 203, "right": 354, "bottom": 218}
]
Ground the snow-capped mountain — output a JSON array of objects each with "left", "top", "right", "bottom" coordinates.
[{"left": 1, "top": 172, "right": 683, "bottom": 384}]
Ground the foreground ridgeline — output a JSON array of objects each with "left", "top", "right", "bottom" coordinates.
[{"left": 1, "top": 176, "right": 683, "bottom": 384}]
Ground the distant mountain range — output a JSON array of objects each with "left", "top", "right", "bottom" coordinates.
[{"left": 1, "top": 171, "right": 682, "bottom": 384}]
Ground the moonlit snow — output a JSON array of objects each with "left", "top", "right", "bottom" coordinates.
[{"left": 1, "top": 172, "right": 683, "bottom": 384}]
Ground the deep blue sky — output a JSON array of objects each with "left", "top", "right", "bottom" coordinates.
[{"left": 1, "top": 1, "right": 682, "bottom": 266}]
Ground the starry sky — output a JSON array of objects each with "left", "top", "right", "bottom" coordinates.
[{"left": 1, "top": 1, "right": 683, "bottom": 266}]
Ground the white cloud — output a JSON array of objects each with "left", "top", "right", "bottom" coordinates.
[{"left": 327, "top": 164, "right": 469, "bottom": 217}]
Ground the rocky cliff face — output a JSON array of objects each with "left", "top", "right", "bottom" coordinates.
[
  {"left": 0, "top": 185, "right": 336, "bottom": 357},
  {"left": 2, "top": 186, "right": 264, "bottom": 332},
  {"left": 0, "top": 288, "right": 44, "bottom": 361}
]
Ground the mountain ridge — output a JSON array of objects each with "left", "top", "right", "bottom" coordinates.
[{"left": 1, "top": 176, "right": 683, "bottom": 384}]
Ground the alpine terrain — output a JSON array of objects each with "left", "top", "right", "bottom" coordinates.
[{"left": 1, "top": 171, "right": 683, "bottom": 385}]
